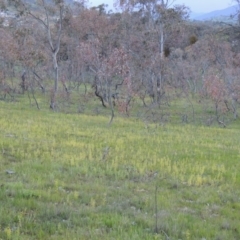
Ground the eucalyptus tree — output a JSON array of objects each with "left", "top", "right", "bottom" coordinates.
[
  {"left": 2, "top": 0, "right": 70, "bottom": 109},
  {"left": 117, "top": 0, "right": 189, "bottom": 104},
  {"left": 0, "top": 26, "right": 19, "bottom": 99}
]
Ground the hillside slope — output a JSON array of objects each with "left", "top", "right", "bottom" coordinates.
[{"left": 193, "top": 5, "right": 238, "bottom": 21}]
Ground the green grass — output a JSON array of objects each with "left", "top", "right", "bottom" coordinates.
[{"left": 0, "top": 97, "right": 240, "bottom": 239}]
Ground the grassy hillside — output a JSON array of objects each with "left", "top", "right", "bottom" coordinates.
[{"left": 0, "top": 99, "right": 240, "bottom": 239}]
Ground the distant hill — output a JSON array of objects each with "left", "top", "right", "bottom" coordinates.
[
  {"left": 22, "top": 0, "right": 75, "bottom": 5},
  {"left": 189, "top": 12, "right": 205, "bottom": 20},
  {"left": 191, "top": 5, "right": 239, "bottom": 22}
]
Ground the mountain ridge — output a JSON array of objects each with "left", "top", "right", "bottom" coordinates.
[{"left": 190, "top": 5, "right": 239, "bottom": 21}]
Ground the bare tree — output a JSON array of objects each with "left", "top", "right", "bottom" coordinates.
[{"left": 5, "top": 0, "right": 66, "bottom": 109}]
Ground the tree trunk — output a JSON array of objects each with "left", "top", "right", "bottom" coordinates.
[
  {"left": 53, "top": 53, "right": 59, "bottom": 93},
  {"left": 50, "top": 53, "right": 59, "bottom": 110},
  {"left": 159, "top": 23, "right": 164, "bottom": 60},
  {"left": 232, "top": 98, "right": 238, "bottom": 119},
  {"left": 157, "top": 22, "right": 164, "bottom": 104}
]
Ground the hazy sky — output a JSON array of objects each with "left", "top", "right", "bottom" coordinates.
[{"left": 88, "top": 0, "right": 235, "bottom": 13}]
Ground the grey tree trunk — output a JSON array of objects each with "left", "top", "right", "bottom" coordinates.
[{"left": 157, "top": 22, "right": 164, "bottom": 103}]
